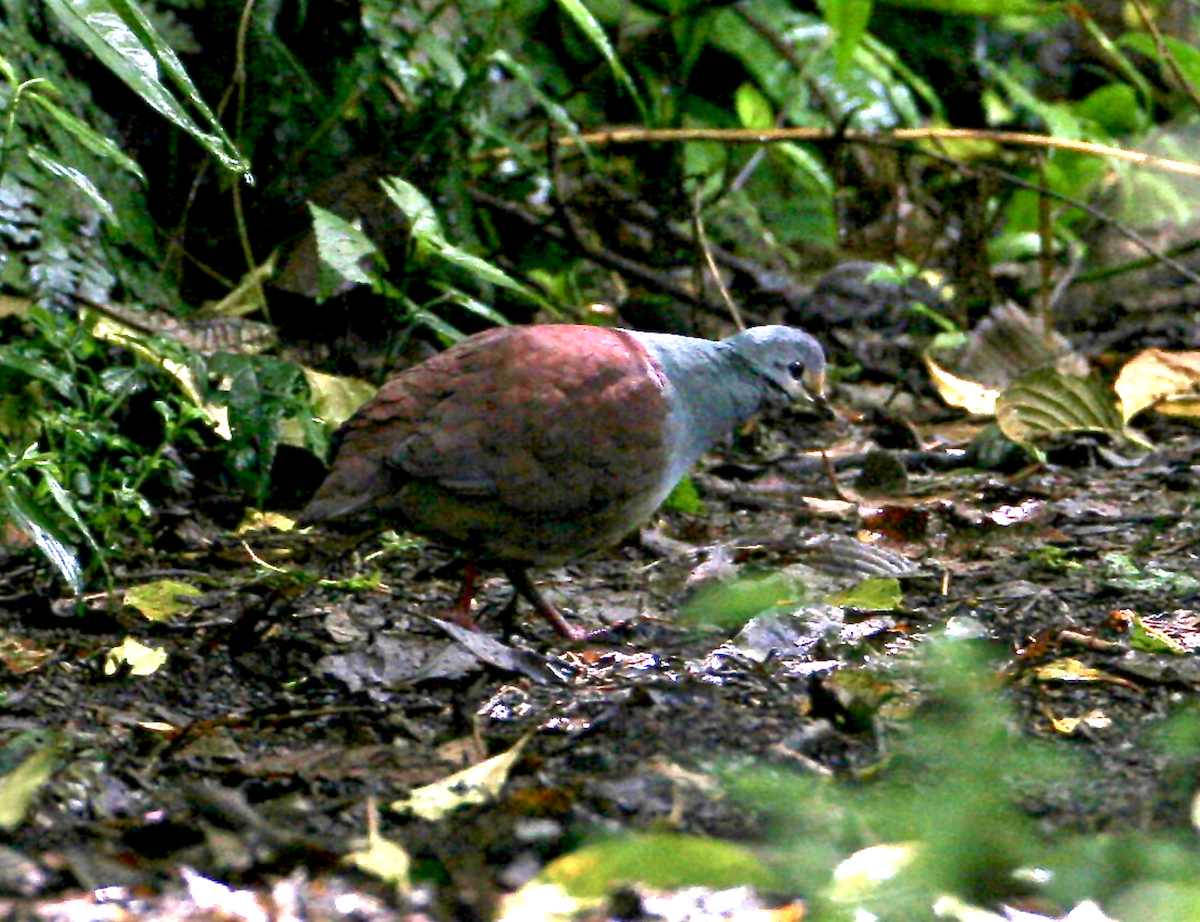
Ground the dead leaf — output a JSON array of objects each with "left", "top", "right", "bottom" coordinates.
[{"left": 1114, "top": 348, "right": 1200, "bottom": 421}]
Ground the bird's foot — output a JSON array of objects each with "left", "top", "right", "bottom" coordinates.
[{"left": 502, "top": 565, "right": 592, "bottom": 640}]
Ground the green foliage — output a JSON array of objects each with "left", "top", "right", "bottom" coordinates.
[
  {"left": 207, "top": 354, "right": 315, "bottom": 506},
  {"left": 0, "top": 309, "right": 205, "bottom": 586},
  {"left": 726, "top": 640, "right": 1073, "bottom": 916},
  {"left": 40, "top": 0, "right": 247, "bottom": 175}
]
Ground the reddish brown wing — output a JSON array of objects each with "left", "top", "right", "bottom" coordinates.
[{"left": 304, "top": 326, "right": 672, "bottom": 524}]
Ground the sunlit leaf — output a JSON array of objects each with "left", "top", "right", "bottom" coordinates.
[
  {"left": 1114, "top": 348, "right": 1200, "bottom": 421},
  {"left": 392, "top": 734, "right": 531, "bottom": 820},
  {"left": 105, "top": 637, "right": 169, "bottom": 676},
  {"left": 925, "top": 353, "right": 999, "bottom": 415}
]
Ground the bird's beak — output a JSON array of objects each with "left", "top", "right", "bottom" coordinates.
[
  {"left": 794, "top": 366, "right": 832, "bottom": 418},
  {"left": 803, "top": 367, "right": 826, "bottom": 400}
]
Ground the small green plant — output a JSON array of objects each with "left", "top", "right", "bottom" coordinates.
[{"left": 0, "top": 307, "right": 205, "bottom": 589}]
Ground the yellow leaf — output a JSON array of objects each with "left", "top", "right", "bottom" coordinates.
[
  {"left": 391, "top": 733, "right": 530, "bottom": 820},
  {"left": 924, "top": 352, "right": 999, "bottom": 415},
  {"left": 1115, "top": 348, "right": 1200, "bottom": 421},
  {"left": 105, "top": 638, "right": 169, "bottom": 676}
]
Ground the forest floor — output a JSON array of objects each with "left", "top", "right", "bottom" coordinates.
[{"left": 3, "top": 315, "right": 1200, "bottom": 921}]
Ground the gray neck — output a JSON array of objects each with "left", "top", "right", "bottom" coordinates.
[{"left": 631, "top": 331, "right": 771, "bottom": 488}]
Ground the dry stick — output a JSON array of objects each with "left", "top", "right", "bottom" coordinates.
[
  {"left": 1037, "top": 151, "right": 1053, "bottom": 323},
  {"left": 159, "top": 0, "right": 257, "bottom": 296},
  {"left": 485, "top": 129, "right": 1200, "bottom": 298},
  {"left": 481, "top": 125, "right": 1200, "bottom": 286},
  {"left": 1128, "top": 0, "right": 1200, "bottom": 111},
  {"left": 899, "top": 140, "right": 1200, "bottom": 289},
  {"left": 587, "top": 175, "right": 776, "bottom": 289},
  {"left": 540, "top": 127, "right": 739, "bottom": 317},
  {"left": 228, "top": 0, "right": 266, "bottom": 320},
  {"left": 691, "top": 188, "right": 745, "bottom": 331},
  {"left": 480, "top": 126, "right": 1200, "bottom": 180}
]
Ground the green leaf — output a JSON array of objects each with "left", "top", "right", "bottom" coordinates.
[
  {"left": 41, "top": 0, "right": 249, "bottom": 175},
  {"left": 1120, "top": 33, "right": 1200, "bottom": 111},
  {"left": 827, "top": 576, "right": 902, "bottom": 610},
  {"left": 738, "top": 142, "right": 837, "bottom": 247},
  {"left": 26, "top": 148, "right": 116, "bottom": 225},
  {"left": 735, "top": 82, "right": 774, "bottom": 131},
  {"left": 542, "top": 833, "right": 776, "bottom": 899},
  {"left": 995, "top": 368, "right": 1129, "bottom": 447},
  {"left": 664, "top": 476, "right": 703, "bottom": 514},
  {"left": 552, "top": 0, "right": 648, "bottom": 122},
  {"left": 0, "top": 482, "right": 82, "bottom": 591},
  {"left": 123, "top": 579, "right": 203, "bottom": 621},
  {"left": 0, "top": 738, "right": 61, "bottom": 832},
  {"left": 307, "top": 202, "right": 380, "bottom": 299},
  {"left": 681, "top": 571, "right": 803, "bottom": 628},
  {"left": 821, "top": 0, "right": 874, "bottom": 74},
  {"left": 428, "top": 282, "right": 515, "bottom": 326},
  {"left": 878, "top": 0, "right": 1051, "bottom": 13},
  {"left": 489, "top": 50, "right": 593, "bottom": 169},
  {"left": 1073, "top": 83, "right": 1147, "bottom": 136},
  {"left": 26, "top": 93, "right": 145, "bottom": 180},
  {"left": 381, "top": 176, "right": 443, "bottom": 242},
  {"left": 0, "top": 349, "right": 77, "bottom": 400},
  {"left": 381, "top": 177, "right": 546, "bottom": 306},
  {"left": 41, "top": 466, "right": 106, "bottom": 563}
]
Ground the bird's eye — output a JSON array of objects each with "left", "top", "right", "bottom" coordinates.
[{"left": 788, "top": 360, "right": 807, "bottom": 380}]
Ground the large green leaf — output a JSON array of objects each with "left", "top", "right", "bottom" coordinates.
[
  {"left": 822, "top": 0, "right": 874, "bottom": 73},
  {"left": 381, "top": 177, "right": 547, "bottom": 307},
  {"left": 42, "top": 0, "right": 249, "bottom": 175}
]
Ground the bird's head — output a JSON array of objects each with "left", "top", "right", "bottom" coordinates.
[{"left": 724, "top": 325, "right": 827, "bottom": 409}]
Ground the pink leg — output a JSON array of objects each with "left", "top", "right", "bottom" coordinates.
[
  {"left": 503, "top": 566, "right": 587, "bottom": 640},
  {"left": 448, "top": 561, "right": 481, "bottom": 630}
]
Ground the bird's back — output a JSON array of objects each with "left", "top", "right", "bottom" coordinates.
[{"left": 300, "top": 325, "right": 676, "bottom": 564}]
